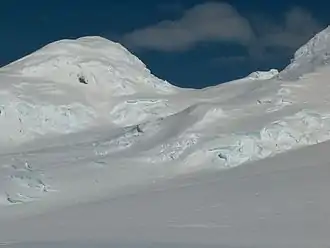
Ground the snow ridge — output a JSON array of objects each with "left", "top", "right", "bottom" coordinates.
[{"left": 280, "top": 25, "right": 330, "bottom": 80}]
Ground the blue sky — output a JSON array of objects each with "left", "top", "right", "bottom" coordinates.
[{"left": 1, "top": 1, "right": 328, "bottom": 88}]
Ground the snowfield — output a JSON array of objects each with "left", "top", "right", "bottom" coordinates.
[
  {"left": 1, "top": 139, "right": 330, "bottom": 247},
  {"left": 1, "top": 27, "right": 330, "bottom": 247}
]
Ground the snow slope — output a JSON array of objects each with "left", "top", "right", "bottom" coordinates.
[
  {"left": 1, "top": 139, "right": 329, "bottom": 248},
  {"left": 1, "top": 27, "right": 330, "bottom": 246}
]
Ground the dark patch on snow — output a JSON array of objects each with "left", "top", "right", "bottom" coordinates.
[{"left": 78, "top": 75, "right": 88, "bottom": 84}]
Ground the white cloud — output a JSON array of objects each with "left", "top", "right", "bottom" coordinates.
[
  {"left": 121, "top": 3, "right": 324, "bottom": 58},
  {"left": 122, "top": 2, "right": 254, "bottom": 51}
]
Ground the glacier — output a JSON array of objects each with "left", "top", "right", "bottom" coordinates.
[{"left": 1, "top": 26, "right": 330, "bottom": 247}]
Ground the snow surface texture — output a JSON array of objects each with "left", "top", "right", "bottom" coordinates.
[{"left": 1, "top": 27, "right": 330, "bottom": 246}]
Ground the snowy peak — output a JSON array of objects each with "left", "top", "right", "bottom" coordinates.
[
  {"left": 1, "top": 36, "right": 176, "bottom": 95},
  {"left": 280, "top": 26, "right": 330, "bottom": 80},
  {"left": 0, "top": 36, "right": 180, "bottom": 146}
]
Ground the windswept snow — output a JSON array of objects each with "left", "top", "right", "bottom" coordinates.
[{"left": 1, "top": 28, "right": 330, "bottom": 246}]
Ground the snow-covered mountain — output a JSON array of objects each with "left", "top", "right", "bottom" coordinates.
[
  {"left": 0, "top": 37, "right": 182, "bottom": 146},
  {"left": 1, "top": 26, "right": 330, "bottom": 247},
  {"left": 1, "top": 36, "right": 176, "bottom": 95}
]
